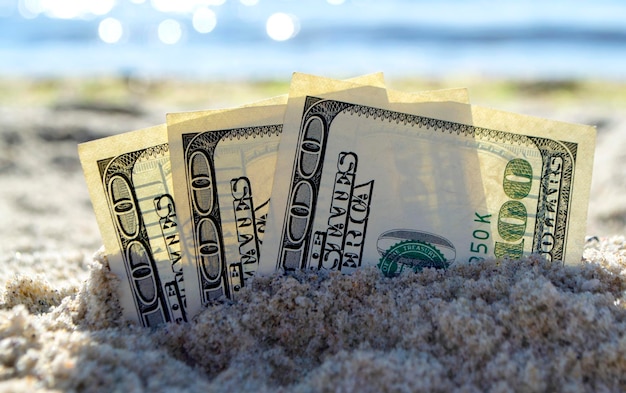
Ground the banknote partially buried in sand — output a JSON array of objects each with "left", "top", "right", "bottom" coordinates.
[{"left": 78, "top": 72, "right": 596, "bottom": 327}]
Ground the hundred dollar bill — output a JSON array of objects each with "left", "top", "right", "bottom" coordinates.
[
  {"left": 259, "top": 73, "right": 596, "bottom": 277},
  {"left": 79, "top": 125, "right": 187, "bottom": 327},
  {"left": 167, "top": 75, "right": 470, "bottom": 318},
  {"left": 168, "top": 104, "right": 285, "bottom": 317}
]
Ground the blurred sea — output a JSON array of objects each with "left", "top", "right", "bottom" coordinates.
[{"left": 0, "top": 0, "right": 625, "bottom": 80}]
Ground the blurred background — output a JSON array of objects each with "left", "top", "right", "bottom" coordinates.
[
  {"left": 0, "top": 0, "right": 625, "bottom": 276},
  {"left": 1, "top": 0, "right": 624, "bottom": 80}
]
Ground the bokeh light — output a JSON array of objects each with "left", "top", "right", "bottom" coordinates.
[
  {"left": 266, "top": 12, "right": 299, "bottom": 41},
  {"left": 98, "top": 17, "right": 123, "bottom": 44},
  {"left": 88, "top": 0, "right": 116, "bottom": 16},
  {"left": 192, "top": 7, "right": 217, "bottom": 34},
  {"left": 17, "top": 0, "right": 43, "bottom": 19},
  {"left": 158, "top": 19, "right": 183, "bottom": 45},
  {"left": 150, "top": 0, "right": 182, "bottom": 13},
  {"left": 17, "top": 0, "right": 117, "bottom": 20},
  {"left": 150, "top": 0, "right": 224, "bottom": 14}
]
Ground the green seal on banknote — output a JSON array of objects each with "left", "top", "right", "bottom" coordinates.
[
  {"left": 377, "top": 240, "right": 448, "bottom": 277},
  {"left": 376, "top": 229, "right": 454, "bottom": 276}
]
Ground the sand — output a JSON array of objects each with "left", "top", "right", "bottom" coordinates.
[{"left": 1, "top": 77, "right": 626, "bottom": 392}]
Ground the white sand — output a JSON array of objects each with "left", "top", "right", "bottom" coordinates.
[
  {"left": 2, "top": 81, "right": 626, "bottom": 391},
  {"left": 1, "top": 242, "right": 626, "bottom": 392}
]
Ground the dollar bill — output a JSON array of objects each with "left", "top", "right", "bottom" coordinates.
[
  {"left": 259, "top": 73, "right": 596, "bottom": 277},
  {"left": 167, "top": 75, "right": 471, "bottom": 318},
  {"left": 79, "top": 125, "right": 187, "bottom": 327},
  {"left": 167, "top": 104, "right": 285, "bottom": 317}
]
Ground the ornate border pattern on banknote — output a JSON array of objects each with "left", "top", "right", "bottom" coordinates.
[
  {"left": 182, "top": 125, "right": 282, "bottom": 305},
  {"left": 277, "top": 97, "right": 575, "bottom": 271},
  {"left": 98, "top": 144, "right": 176, "bottom": 327}
]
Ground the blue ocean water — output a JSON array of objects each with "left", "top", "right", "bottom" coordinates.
[{"left": 0, "top": 0, "right": 625, "bottom": 80}]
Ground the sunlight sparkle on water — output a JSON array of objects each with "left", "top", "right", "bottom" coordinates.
[
  {"left": 192, "top": 7, "right": 217, "bottom": 33},
  {"left": 266, "top": 12, "right": 299, "bottom": 41},
  {"left": 98, "top": 17, "right": 123, "bottom": 43},
  {"left": 17, "top": 0, "right": 43, "bottom": 18},
  {"left": 18, "top": 0, "right": 116, "bottom": 19},
  {"left": 151, "top": 0, "right": 224, "bottom": 14},
  {"left": 158, "top": 19, "right": 183, "bottom": 44}
]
